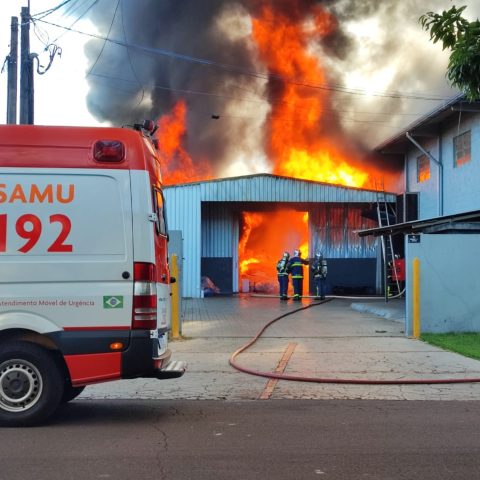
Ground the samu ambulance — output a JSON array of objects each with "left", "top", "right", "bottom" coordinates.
[{"left": 0, "top": 123, "right": 186, "bottom": 426}]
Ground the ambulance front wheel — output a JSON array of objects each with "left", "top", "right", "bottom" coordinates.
[{"left": 0, "top": 341, "right": 64, "bottom": 427}]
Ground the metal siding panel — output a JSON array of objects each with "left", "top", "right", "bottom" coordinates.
[
  {"left": 310, "top": 204, "right": 377, "bottom": 259},
  {"left": 164, "top": 185, "right": 201, "bottom": 297},
  {"left": 167, "top": 178, "right": 391, "bottom": 205},
  {"left": 168, "top": 177, "right": 392, "bottom": 206},
  {"left": 201, "top": 204, "right": 233, "bottom": 257}
]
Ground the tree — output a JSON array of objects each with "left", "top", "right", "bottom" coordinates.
[{"left": 420, "top": 5, "right": 480, "bottom": 100}]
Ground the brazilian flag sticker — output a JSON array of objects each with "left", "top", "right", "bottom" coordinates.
[{"left": 103, "top": 296, "right": 124, "bottom": 309}]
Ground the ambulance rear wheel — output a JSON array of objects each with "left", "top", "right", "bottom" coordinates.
[
  {"left": 0, "top": 341, "right": 64, "bottom": 427},
  {"left": 61, "top": 384, "right": 86, "bottom": 403}
]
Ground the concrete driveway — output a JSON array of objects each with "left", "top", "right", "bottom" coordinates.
[{"left": 81, "top": 296, "right": 480, "bottom": 401}]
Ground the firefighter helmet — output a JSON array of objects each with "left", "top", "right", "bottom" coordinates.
[{"left": 293, "top": 249, "right": 300, "bottom": 257}]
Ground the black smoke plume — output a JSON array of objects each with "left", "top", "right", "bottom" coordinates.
[{"left": 83, "top": 0, "right": 473, "bottom": 177}]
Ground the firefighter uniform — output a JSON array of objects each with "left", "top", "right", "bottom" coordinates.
[
  {"left": 287, "top": 249, "right": 309, "bottom": 301},
  {"left": 311, "top": 252, "right": 327, "bottom": 300},
  {"left": 276, "top": 252, "right": 290, "bottom": 300}
]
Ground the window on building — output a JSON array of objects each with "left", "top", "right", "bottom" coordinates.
[
  {"left": 417, "top": 153, "right": 430, "bottom": 183},
  {"left": 454, "top": 130, "right": 471, "bottom": 167}
]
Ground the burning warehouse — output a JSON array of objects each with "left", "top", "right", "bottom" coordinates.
[
  {"left": 164, "top": 174, "right": 395, "bottom": 298},
  {"left": 79, "top": 0, "right": 442, "bottom": 298}
]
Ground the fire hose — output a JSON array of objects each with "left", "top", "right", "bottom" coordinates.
[{"left": 229, "top": 298, "right": 480, "bottom": 385}]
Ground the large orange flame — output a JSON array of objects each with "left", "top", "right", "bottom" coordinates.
[
  {"left": 239, "top": 210, "right": 308, "bottom": 293},
  {"left": 251, "top": 3, "right": 369, "bottom": 188},
  {"left": 155, "top": 100, "right": 212, "bottom": 185},
  {"left": 152, "top": 5, "right": 396, "bottom": 296}
]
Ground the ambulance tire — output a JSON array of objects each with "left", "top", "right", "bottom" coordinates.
[
  {"left": 0, "top": 341, "right": 65, "bottom": 427},
  {"left": 61, "top": 384, "right": 86, "bottom": 404}
]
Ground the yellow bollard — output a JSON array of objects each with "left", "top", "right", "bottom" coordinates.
[
  {"left": 412, "top": 257, "right": 420, "bottom": 338},
  {"left": 170, "top": 254, "right": 180, "bottom": 339}
]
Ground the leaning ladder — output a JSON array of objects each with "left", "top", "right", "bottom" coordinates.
[{"left": 375, "top": 180, "right": 401, "bottom": 300}]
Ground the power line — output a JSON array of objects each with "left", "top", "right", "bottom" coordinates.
[
  {"left": 88, "top": 72, "right": 424, "bottom": 127},
  {"left": 87, "top": 0, "right": 120, "bottom": 77},
  {"left": 30, "top": 0, "right": 74, "bottom": 20},
  {"left": 60, "top": 0, "right": 95, "bottom": 19},
  {"left": 35, "top": 17, "right": 449, "bottom": 102},
  {"left": 88, "top": 72, "right": 430, "bottom": 119},
  {"left": 120, "top": 0, "right": 145, "bottom": 105},
  {"left": 51, "top": 0, "right": 100, "bottom": 44}
]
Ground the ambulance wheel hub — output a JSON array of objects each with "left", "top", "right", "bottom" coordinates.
[{"left": 0, "top": 359, "right": 43, "bottom": 412}]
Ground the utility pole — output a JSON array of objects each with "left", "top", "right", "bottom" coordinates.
[
  {"left": 7, "top": 16, "right": 18, "bottom": 124},
  {"left": 20, "top": 6, "right": 34, "bottom": 124}
]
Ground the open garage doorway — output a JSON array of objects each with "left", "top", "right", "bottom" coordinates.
[{"left": 239, "top": 210, "right": 309, "bottom": 295}]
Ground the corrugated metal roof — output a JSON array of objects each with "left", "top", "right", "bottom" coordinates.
[
  {"left": 164, "top": 173, "right": 396, "bottom": 203},
  {"left": 357, "top": 208, "right": 480, "bottom": 237},
  {"left": 374, "top": 93, "right": 466, "bottom": 154}
]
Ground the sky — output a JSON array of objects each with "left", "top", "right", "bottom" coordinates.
[
  {"left": 1, "top": 1, "right": 479, "bottom": 156},
  {"left": 0, "top": 0, "right": 103, "bottom": 126}
]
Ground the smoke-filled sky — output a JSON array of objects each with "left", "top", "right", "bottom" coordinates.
[
  {"left": 79, "top": 0, "right": 480, "bottom": 179},
  {"left": 1, "top": 0, "right": 479, "bottom": 182}
]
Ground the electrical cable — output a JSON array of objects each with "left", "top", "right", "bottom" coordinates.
[
  {"left": 120, "top": 0, "right": 145, "bottom": 106},
  {"left": 51, "top": 0, "right": 100, "bottom": 44},
  {"left": 86, "top": 72, "right": 425, "bottom": 128},
  {"left": 87, "top": 0, "right": 120, "bottom": 77},
  {"left": 229, "top": 298, "right": 480, "bottom": 384},
  {"left": 60, "top": 0, "right": 93, "bottom": 19},
  {"left": 50, "top": 0, "right": 100, "bottom": 42},
  {"left": 30, "top": 0, "right": 74, "bottom": 20}
]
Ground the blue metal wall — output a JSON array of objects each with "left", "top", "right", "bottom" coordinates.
[
  {"left": 309, "top": 204, "right": 377, "bottom": 259},
  {"left": 197, "top": 174, "right": 384, "bottom": 203},
  {"left": 164, "top": 184, "right": 202, "bottom": 298},
  {"left": 201, "top": 203, "right": 235, "bottom": 257}
]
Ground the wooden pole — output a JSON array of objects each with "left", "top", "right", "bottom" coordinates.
[
  {"left": 7, "top": 17, "right": 18, "bottom": 124},
  {"left": 20, "top": 6, "right": 33, "bottom": 124}
]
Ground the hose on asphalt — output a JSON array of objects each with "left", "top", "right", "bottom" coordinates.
[{"left": 229, "top": 298, "right": 480, "bottom": 385}]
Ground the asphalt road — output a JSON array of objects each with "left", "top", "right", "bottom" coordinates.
[{"left": 2, "top": 399, "right": 480, "bottom": 480}]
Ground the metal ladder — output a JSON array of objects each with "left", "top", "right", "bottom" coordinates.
[{"left": 375, "top": 179, "right": 401, "bottom": 300}]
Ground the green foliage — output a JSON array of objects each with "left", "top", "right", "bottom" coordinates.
[
  {"left": 421, "top": 333, "right": 480, "bottom": 361},
  {"left": 420, "top": 6, "right": 480, "bottom": 100}
]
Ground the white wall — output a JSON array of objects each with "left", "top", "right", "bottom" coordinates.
[
  {"left": 442, "top": 114, "right": 480, "bottom": 215},
  {"left": 406, "top": 137, "right": 441, "bottom": 219},
  {"left": 405, "top": 234, "right": 480, "bottom": 334},
  {"left": 405, "top": 111, "right": 480, "bottom": 220}
]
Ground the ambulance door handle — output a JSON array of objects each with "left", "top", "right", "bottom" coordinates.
[{"left": 122, "top": 271, "right": 130, "bottom": 279}]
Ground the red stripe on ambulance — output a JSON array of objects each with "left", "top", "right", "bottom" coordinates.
[{"left": 65, "top": 352, "right": 122, "bottom": 386}]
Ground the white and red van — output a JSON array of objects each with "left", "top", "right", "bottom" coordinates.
[{"left": 0, "top": 123, "right": 185, "bottom": 426}]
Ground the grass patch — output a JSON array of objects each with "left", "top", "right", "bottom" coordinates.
[{"left": 421, "top": 333, "right": 480, "bottom": 361}]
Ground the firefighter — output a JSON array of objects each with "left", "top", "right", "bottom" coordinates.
[
  {"left": 287, "top": 249, "right": 309, "bottom": 301},
  {"left": 276, "top": 251, "right": 290, "bottom": 300},
  {"left": 311, "top": 252, "right": 328, "bottom": 300}
]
